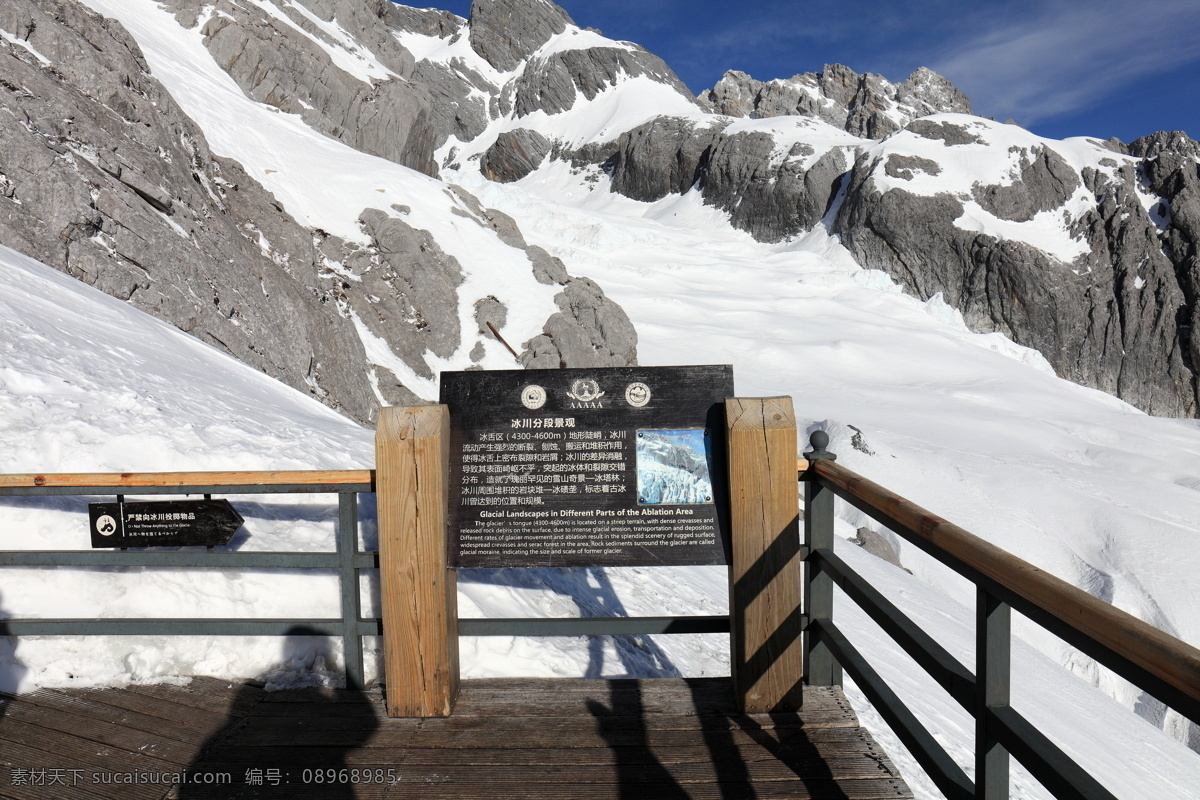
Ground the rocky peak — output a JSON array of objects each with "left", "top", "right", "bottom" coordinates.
[
  {"left": 468, "top": 0, "right": 574, "bottom": 71},
  {"left": 894, "top": 67, "right": 972, "bottom": 121},
  {"left": 700, "top": 63, "right": 972, "bottom": 138},
  {"left": 1130, "top": 130, "right": 1200, "bottom": 161}
]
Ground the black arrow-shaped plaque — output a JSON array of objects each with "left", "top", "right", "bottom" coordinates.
[{"left": 88, "top": 500, "right": 244, "bottom": 548}]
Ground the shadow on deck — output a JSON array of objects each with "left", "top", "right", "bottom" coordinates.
[{"left": 0, "top": 677, "right": 912, "bottom": 799}]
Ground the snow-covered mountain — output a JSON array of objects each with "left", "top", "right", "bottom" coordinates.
[{"left": 2, "top": 1, "right": 1200, "bottom": 797}]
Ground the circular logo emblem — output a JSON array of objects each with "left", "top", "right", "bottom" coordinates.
[
  {"left": 567, "top": 379, "right": 604, "bottom": 403},
  {"left": 95, "top": 515, "right": 118, "bottom": 536},
  {"left": 625, "top": 382, "right": 651, "bottom": 407},
  {"left": 520, "top": 384, "right": 547, "bottom": 409}
]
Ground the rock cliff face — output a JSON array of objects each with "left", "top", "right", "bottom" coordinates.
[
  {"left": 167, "top": 0, "right": 492, "bottom": 178},
  {"left": 0, "top": 0, "right": 375, "bottom": 420},
  {"left": 0, "top": 0, "right": 638, "bottom": 422},
  {"left": 603, "top": 116, "right": 853, "bottom": 243},
  {"left": 830, "top": 119, "right": 1198, "bottom": 417},
  {"left": 700, "top": 64, "right": 972, "bottom": 138}
]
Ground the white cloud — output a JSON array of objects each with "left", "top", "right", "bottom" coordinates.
[{"left": 930, "top": 0, "right": 1200, "bottom": 125}]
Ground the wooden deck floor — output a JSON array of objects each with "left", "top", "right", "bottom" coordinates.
[{"left": 0, "top": 677, "right": 912, "bottom": 799}]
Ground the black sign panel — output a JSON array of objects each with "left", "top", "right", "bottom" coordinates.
[
  {"left": 88, "top": 500, "right": 244, "bottom": 548},
  {"left": 440, "top": 365, "right": 734, "bottom": 568}
]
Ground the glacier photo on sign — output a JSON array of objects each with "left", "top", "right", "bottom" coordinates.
[{"left": 636, "top": 430, "right": 713, "bottom": 505}]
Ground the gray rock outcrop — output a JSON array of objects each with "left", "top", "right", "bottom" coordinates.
[
  {"left": 832, "top": 122, "right": 1199, "bottom": 417},
  {"left": 0, "top": 0, "right": 640, "bottom": 424},
  {"left": 0, "top": 0, "right": 376, "bottom": 421},
  {"left": 509, "top": 42, "right": 699, "bottom": 118},
  {"left": 851, "top": 527, "right": 906, "bottom": 571},
  {"left": 602, "top": 117, "right": 850, "bottom": 242},
  {"left": 521, "top": 277, "right": 638, "bottom": 369},
  {"left": 700, "top": 64, "right": 971, "bottom": 138},
  {"left": 468, "top": 0, "right": 573, "bottom": 72},
  {"left": 157, "top": 0, "right": 486, "bottom": 177},
  {"left": 481, "top": 129, "right": 551, "bottom": 182}
]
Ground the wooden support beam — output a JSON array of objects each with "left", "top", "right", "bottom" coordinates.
[
  {"left": 376, "top": 405, "right": 459, "bottom": 717},
  {"left": 725, "top": 397, "right": 804, "bottom": 712}
]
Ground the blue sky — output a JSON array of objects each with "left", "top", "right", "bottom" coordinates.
[{"left": 428, "top": 0, "right": 1200, "bottom": 143}]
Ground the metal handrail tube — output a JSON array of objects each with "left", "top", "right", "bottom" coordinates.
[
  {"left": 3, "top": 619, "right": 383, "bottom": 636},
  {"left": 811, "top": 459, "right": 1200, "bottom": 723},
  {"left": 459, "top": 615, "right": 731, "bottom": 637}
]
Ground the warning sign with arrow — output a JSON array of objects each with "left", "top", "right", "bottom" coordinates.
[{"left": 88, "top": 500, "right": 244, "bottom": 548}]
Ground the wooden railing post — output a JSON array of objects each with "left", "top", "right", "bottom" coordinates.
[
  {"left": 804, "top": 430, "right": 842, "bottom": 687},
  {"left": 726, "top": 397, "right": 804, "bottom": 712},
  {"left": 376, "top": 405, "right": 459, "bottom": 717}
]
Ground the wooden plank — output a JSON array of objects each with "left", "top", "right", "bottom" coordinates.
[
  {"left": 64, "top": 686, "right": 239, "bottom": 729},
  {"left": 215, "top": 720, "right": 876, "bottom": 750},
  {"left": 0, "top": 469, "right": 372, "bottom": 489},
  {"left": 0, "top": 701, "right": 199, "bottom": 763},
  {"left": 161, "top": 773, "right": 395, "bottom": 800},
  {"left": 232, "top": 711, "right": 865, "bottom": 739},
  {"left": 450, "top": 680, "right": 854, "bottom": 715},
  {"left": 188, "top": 746, "right": 898, "bottom": 779},
  {"left": 233, "top": 732, "right": 884, "bottom": 763},
  {"left": 0, "top": 731, "right": 176, "bottom": 800},
  {"left": 258, "top": 686, "right": 379, "bottom": 704},
  {"left": 725, "top": 397, "right": 804, "bottom": 713},
  {"left": 122, "top": 677, "right": 264, "bottom": 716},
  {"left": 163, "top": 786, "right": 391, "bottom": 800},
  {"left": 370, "top": 778, "right": 911, "bottom": 799},
  {"left": 0, "top": 738, "right": 118, "bottom": 800},
  {"left": 4, "top": 689, "right": 236, "bottom": 745},
  {"left": 376, "top": 404, "right": 458, "bottom": 718},
  {"left": 1, "top": 678, "right": 911, "bottom": 799}
]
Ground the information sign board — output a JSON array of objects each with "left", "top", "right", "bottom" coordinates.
[
  {"left": 88, "top": 499, "right": 244, "bottom": 548},
  {"left": 441, "top": 365, "right": 734, "bottom": 567}
]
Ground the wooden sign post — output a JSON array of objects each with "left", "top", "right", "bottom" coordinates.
[
  {"left": 376, "top": 405, "right": 459, "bottom": 718},
  {"left": 726, "top": 397, "right": 803, "bottom": 712}
]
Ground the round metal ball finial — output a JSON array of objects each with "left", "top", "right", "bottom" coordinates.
[{"left": 804, "top": 429, "right": 837, "bottom": 461}]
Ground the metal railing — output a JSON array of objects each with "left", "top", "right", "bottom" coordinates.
[
  {"left": 0, "top": 469, "right": 729, "bottom": 692},
  {"left": 0, "top": 471, "right": 378, "bottom": 688},
  {"left": 799, "top": 431, "right": 1200, "bottom": 800}
]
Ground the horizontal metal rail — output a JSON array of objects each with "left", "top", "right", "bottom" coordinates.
[
  {"left": 810, "top": 458, "right": 1200, "bottom": 723},
  {"left": 2, "top": 619, "right": 383, "bottom": 637},
  {"left": 801, "top": 447, "right": 1199, "bottom": 800},
  {"left": 459, "top": 615, "right": 731, "bottom": 637},
  {"left": 2, "top": 471, "right": 730, "bottom": 694},
  {"left": 990, "top": 705, "right": 1117, "bottom": 800},
  {"left": 815, "top": 548, "right": 975, "bottom": 710},
  {"left": 0, "top": 551, "right": 380, "bottom": 568},
  {"left": 814, "top": 548, "right": 1119, "bottom": 800},
  {"left": 0, "top": 478, "right": 376, "bottom": 689},
  {"left": 817, "top": 619, "right": 973, "bottom": 800}
]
